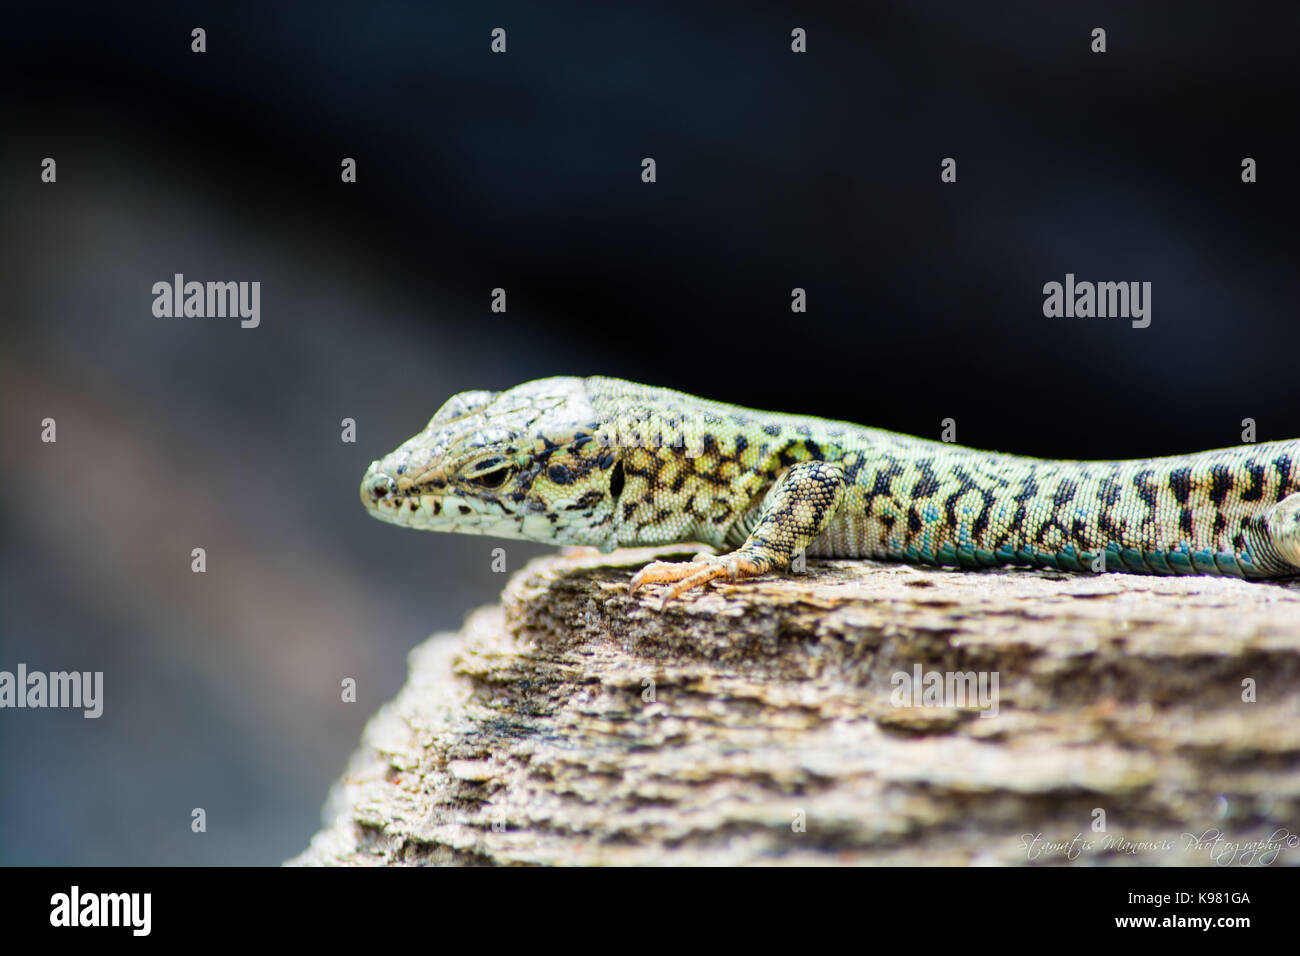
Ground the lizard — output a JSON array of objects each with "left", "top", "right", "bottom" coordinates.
[{"left": 360, "top": 376, "right": 1300, "bottom": 605}]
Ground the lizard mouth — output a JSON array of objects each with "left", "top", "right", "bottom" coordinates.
[
  {"left": 361, "top": 464, "right": 527, "bottom": 537},
  {"left": 361, "top": 466, "right": 446, "bottom": 520}
]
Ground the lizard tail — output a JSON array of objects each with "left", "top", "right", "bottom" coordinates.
[{"left": 1263, "top": 493, "right": 1300, "bottom": 570}]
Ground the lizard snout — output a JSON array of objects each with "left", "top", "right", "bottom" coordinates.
[{"left": 362, "top": 468, "right": 398, "bottom": 504}]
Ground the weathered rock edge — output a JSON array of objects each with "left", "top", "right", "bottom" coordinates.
[{"left": 290, "top": 549, "right": 1300, "bottom": 866}]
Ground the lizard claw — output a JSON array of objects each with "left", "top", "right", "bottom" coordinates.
[{"left": 629, "top": 555, "right": 764, "bottom": 607}]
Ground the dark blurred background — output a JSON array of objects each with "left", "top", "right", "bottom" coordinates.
[{"left": 2, "top": 1, "right": 1297, "bottom": 864}]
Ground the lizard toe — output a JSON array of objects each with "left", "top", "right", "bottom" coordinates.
[{"left": 629, "top": 559, "right": 701, "bottom": 595}]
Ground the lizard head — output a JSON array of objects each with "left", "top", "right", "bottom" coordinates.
[{"left": 360, "top": 376, "right": 623, "bottom": 549}]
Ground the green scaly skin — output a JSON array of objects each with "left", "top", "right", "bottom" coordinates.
[{"left": 361, "top": 376, "right": 1300, "bottom": 604}]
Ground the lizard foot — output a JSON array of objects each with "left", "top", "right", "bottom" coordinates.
[{"left": 629, "top": 554, "right": 767, "bottom": 608}]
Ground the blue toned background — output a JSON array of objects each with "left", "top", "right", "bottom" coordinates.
[{"left": 1, "top": 1, "right": 1297, "bottom": 863}]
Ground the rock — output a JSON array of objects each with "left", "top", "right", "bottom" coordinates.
[{"left": 289, "top": 548, "right": 1300, "bottom": 866}]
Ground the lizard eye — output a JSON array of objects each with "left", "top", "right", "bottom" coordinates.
[{"left": 471, "top": 467, "right": 512, "bottom": 489}]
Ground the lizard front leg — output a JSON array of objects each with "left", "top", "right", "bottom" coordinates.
[{"left": 630, "top": 460, "right": 846, "bottom": 606}]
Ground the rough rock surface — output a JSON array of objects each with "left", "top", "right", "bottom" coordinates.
[{"left": 290, "top": 548, "right": 1300, "bottom": 866}]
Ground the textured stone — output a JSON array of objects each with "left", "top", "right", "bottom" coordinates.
[{"left": 291, "top": 548, "right": 1300, "bottom": 866}]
